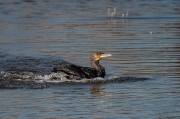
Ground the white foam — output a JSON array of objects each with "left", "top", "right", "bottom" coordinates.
[{"left": 0, "top": 71, "right": 149, "bottom": 84}]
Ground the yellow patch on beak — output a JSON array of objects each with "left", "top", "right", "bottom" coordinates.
[
  {"left": 97, "top": 55, "right": 102, "bottom": 60},
  {"left": 97, "top": 54, "right": 112, "bottom": 60}
]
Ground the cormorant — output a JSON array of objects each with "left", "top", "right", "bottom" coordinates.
[{"left": 52, "top": 52, "right": 111, "bottom": 80}]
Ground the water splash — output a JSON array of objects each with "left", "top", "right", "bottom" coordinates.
[{"left": 0, "top": 71, "right": 148, "bottom": 89}]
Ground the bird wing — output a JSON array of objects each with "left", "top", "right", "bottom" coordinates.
[
  {"left": 52, "top": 61, "right": 96, "bottom": 79},
  {"left": 80, "top": 66, "right": 97, "bottom": 78}
]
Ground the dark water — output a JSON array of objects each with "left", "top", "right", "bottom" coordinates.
[{"left": 0, "top": 0, "right": 180, "bottom": 118}]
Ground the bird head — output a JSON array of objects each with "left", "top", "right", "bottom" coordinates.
[{"left": 91, "top": 52, "right": 112, "bottom": 61}]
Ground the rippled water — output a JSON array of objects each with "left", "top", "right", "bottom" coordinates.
[{"left": 0, "top": 0, "right": 180, "bottom": 118}]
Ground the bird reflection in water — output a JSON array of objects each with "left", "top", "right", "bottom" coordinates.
[
  {"left": 108, "top": 17, "right": 116, "bottom": 28},
  {"left": 90, "top": 85, "right": 103, "bottom": 96},
  {"left": 90, "top": 85, "right": 113, "bottom": 108}
]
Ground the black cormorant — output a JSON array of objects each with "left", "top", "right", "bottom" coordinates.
[{"left": 52, "top": 52, "right": 111, "bottom": 80}]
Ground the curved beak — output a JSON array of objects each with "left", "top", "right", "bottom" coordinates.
[{"left": 101, "top": 54, "right": 112, "bottom": 58}]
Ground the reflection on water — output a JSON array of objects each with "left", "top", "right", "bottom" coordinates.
[{"left": 0, "top": 0, "right": 180, "bottom": 118}]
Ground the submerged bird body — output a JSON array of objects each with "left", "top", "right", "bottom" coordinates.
[{"left": 52, "top": 52, "right": 111, "bottom": 80}]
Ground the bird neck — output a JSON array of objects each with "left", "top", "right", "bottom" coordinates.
[
  {"left": 90, "top": 59, "right": 105, "bottom": 77},
  {"left": 90, "top": 60, "right": 104, "bottom": 71}
]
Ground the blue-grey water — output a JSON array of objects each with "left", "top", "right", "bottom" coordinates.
[{"left": 0, "top": 0, "right": 180, "bottom": 118}]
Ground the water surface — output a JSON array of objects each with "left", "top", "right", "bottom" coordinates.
[{"left": 0, "top": 0, "right": 180, "bottom": 118}]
